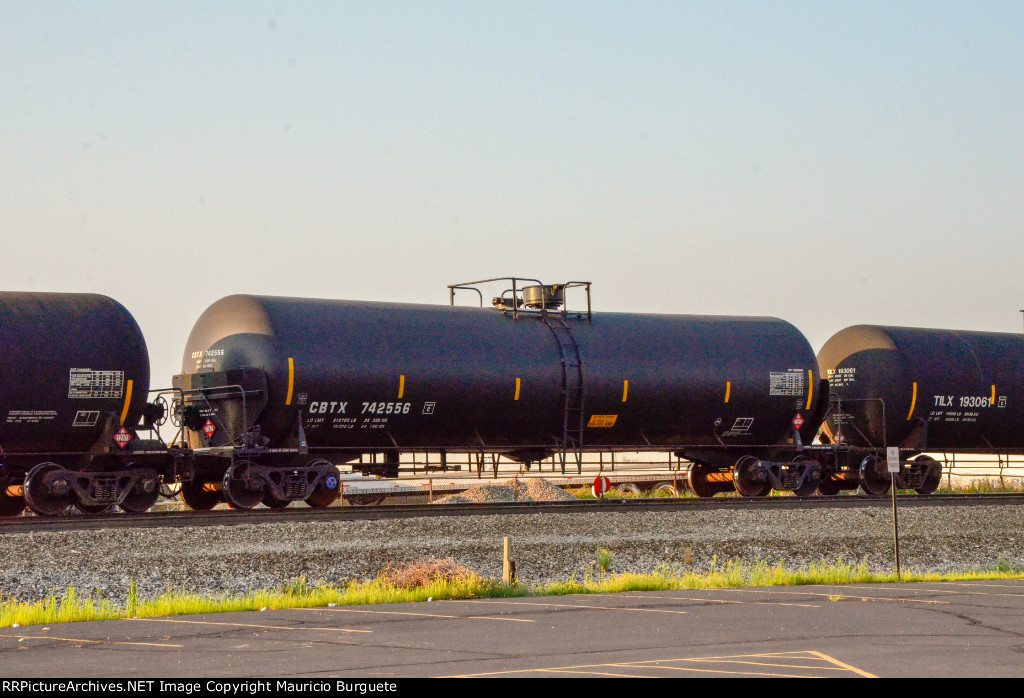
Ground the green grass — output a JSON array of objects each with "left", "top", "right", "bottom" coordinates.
[{"left": 3, "top": 557, "right": 1023, "bottom": 630}]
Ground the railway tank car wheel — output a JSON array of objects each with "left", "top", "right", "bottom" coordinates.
[
  {"left": 262, "top": 493, "right": 291, "bottom": 509},
  {"left": 120, "top": 472, "right": 161, "bottom": 514},
  {"left": 859, "top": 455, "right": 891, "bottom": 496},
  {"left": 181, "top": 480, "right": 221, "bottom": 511},
  {"left": 817, "top": 475, "right": 842, "bottom": 496},
  {"left": 23, "top": 463, "right": 74, "bottom": 517},
  {"left": 687, "top": 462, "right": 721, "bottom": 498},
  {"left": 306, "top": 462, "right": 342, "bottom": 508},
  {"left": 0, "top": 489, "right": 26, "bottom": 517},
  {"left": 912, "top": 455, "right": 942, "bottom": 494},
  {"left": 792, "top": 456, "right": 822, "bottom": 498},
  {"left": 733, "top": 456, "right": 771, "bottom": 497},
  {"left": 222, "top": 461, "right": 265, "bottom": 510}
]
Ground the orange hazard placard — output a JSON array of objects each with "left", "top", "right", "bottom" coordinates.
[{"left": 587, "top": 414, "right": 618, "bottom": 428}]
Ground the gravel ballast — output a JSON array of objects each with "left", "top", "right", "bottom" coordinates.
[{"left": 1, "top": 501, "right": 1023, "bottom": 603}]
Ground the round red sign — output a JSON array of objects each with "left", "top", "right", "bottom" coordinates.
[{"left": 592, "top": 476, "right": 612, "bottom": 498}]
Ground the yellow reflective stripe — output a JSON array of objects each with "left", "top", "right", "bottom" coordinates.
[
  {"left": 285, "top": 358, "right": 295, "bottom": 405},
  {"left": 119, "top": 379, "right": 134, "bottom": 426},
  {"left": 622, "top": 380, "right": 629, "bottom": 403},
  {"left": 514, "top": 378, "right": 521, "bottom": 401},
  {"left": 724, "top": 381, "right": 731, "bottom": 403},
  {"left": 992, "top": 384, "right": 996, "bottom": 405},
  {"left": 398, "top": 375, "right": 405, "bottom": 399},
  {"left": 805, "top": 370, "right": 814, "bottom": 410},
  {"left": 906, "top": 381, "right": 917, "bottom": 420}
]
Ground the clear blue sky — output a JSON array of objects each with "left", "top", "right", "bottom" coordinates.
[{"left": 2, "top": 1, "right": 1022, "bottom": 389}]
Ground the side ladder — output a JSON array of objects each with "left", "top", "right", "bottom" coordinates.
[{"left": 540, "top": 314, "right": 585, "bottom": 473}]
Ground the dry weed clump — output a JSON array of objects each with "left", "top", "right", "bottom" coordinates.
[{"left": 379, "top": 559, "right": 479, "bottom": 589}]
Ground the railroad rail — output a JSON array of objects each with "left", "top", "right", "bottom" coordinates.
[
  {"left": 333, "top": 450, "right": 1024, "bottom": 502},
  {"left": 2, "top": 493, "right": 1022, "bottom": 535}
]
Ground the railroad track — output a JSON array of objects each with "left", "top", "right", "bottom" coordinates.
[{"left": 2, "top": 493, "right": 1023, "bottom": 534}]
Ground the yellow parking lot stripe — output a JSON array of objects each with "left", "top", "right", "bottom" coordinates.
[
  {"left": 621, "top": 593, "right": 820, "bottom": 608},
  {"left": 669, "top": 658, "right": 844, "bottom": 671},
  {"left": 446, "top": 651, "right": 873, "bottom": 678},
  {"left": 810, "top": 651, "right": 878, "bottom": 678},
  {"left": 468, "top": 599, "right": 686, "bottom": 615},
  {"left": 930, "top": 581, "right": 1024, "bottom": 590},
  {"left": 841, "top": 584, "right": 1024, "bottom": 599},
  {"left": 611, "top": 664, "right": 817, "bottom": 678},
  {"left": 299, "top": 607, "right": 533, "bottom": 622},
  {"left": 132, "top": 618, "right": 370, "bottom": 633},
  {"left": 718, "top": 587, "right": 950, "bottom": 605},
  {"left": 536, "top": 668, "right": 652, "bottom": 678},
  {"left": 447, "top": 664, "right": 809, "bottom": 678},
  {"left": 613, "top": 651, "right": 874, "bottom": 677},
  {"left": 0, "top": 633, "right": 181, "bottom": 648}
]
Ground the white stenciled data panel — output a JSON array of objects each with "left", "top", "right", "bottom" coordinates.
[{"left": 68, "top": 369, "right": 124, "bottom": 399}]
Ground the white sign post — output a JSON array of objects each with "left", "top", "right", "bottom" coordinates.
[
  {"left": 886, "top": 446, "right": 901, "bottom": 579},
  {"left": 886, "top": 447, "right": 900, "bottom": 474}
]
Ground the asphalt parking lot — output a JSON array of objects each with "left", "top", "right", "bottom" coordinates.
[{"left": 2, "top": 580, "right": 1023, "bottom": 678}]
